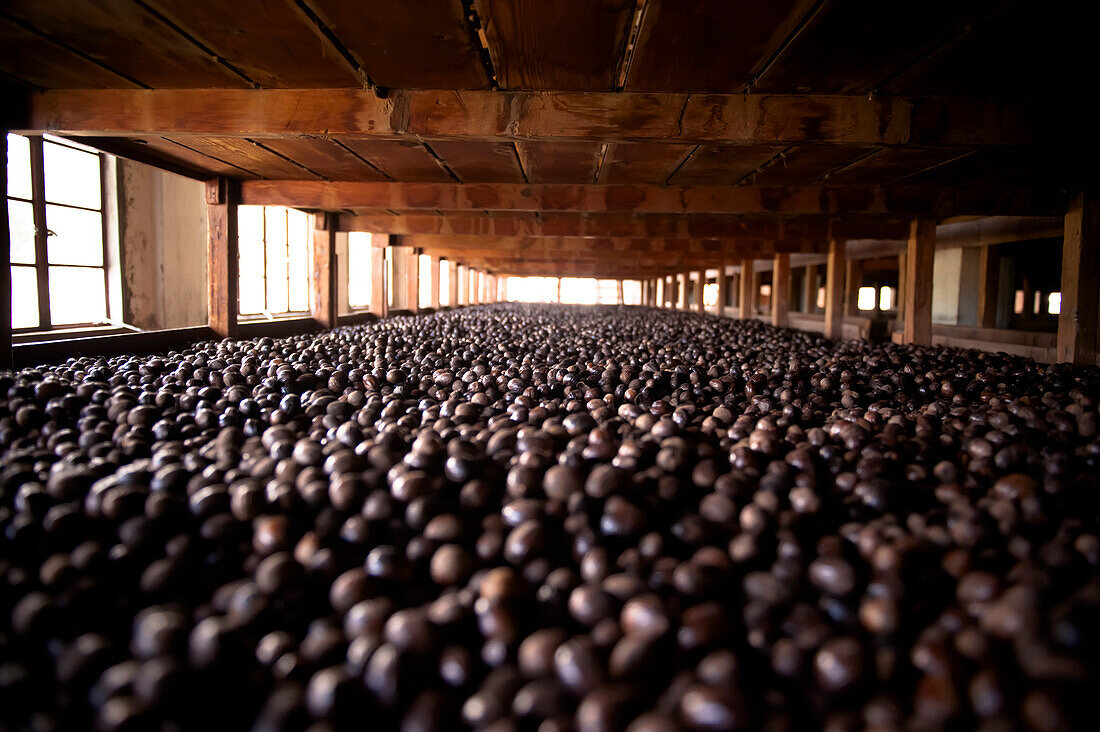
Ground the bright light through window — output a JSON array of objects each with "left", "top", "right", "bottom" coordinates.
[
  {"left": 816, "top": 287, "right": 826, "bottom": 309},
  {"left": 1013, "top": 290, "right": 1025, "bottom": 314},
  {"left": 623, "top": 280, "right": 642, "bottom": 305},
  {"left": 596, "top": 279, "right": 618, "bottom": 304},
  {"left": 879, "top": 286, "right": 894, "bottom": 311},
  {"left": 346, "top": 232, "right": 373, "bottom": 308},
  {"left": 1032, "top": 291, "right": 1041, "bottom": 315},
  {"left": 419, "top": 254, "right": 432, "bottom": 308},
  {"left": 239, "top": 205, "right": 310, "bottom": 316},
  {"left": 439, "top": 261, "right": 451, "bottom": 306},
  {"left": 703, "top": 283, "right": 718, "bottom": 307},
  {"left": 561, "top": 278, "right": 599, "bottom": 304},
  {"left": 506, "top": 276, "right": 558, "bottom": 302},
  {"left": 1048, "top": 292, "right": 1061, "bottom": 315},
  {"left": 857, "top": 286, "right": 877, "bottom": 311}
]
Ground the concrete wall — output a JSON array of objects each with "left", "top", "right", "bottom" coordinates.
[
  {"left": 117, "top": 160, "right": 207, "bottom": 330},
  {"left": 932, "top": 248, "right": 962, "bottom": 325}
]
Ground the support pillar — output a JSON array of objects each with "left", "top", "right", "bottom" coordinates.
[
  {"left": 405, "top": 248, "right": 420, "bottom": 313},
  {"left": 802, "top": 266, "right": 816, "bottom": 313},
  {"left": 1, "top": 133, "right": 10, "bottom": 369},
  {"left": 716, "top": 262, "right": 728, "bottom": 317},
  {"left": 772, "top": 252, "right": 790, "bottom": 328},
  {"left": 896, "top": 253, "right": 906, "bottom": 322},
  {"left": 206, "top": 177, "right": 239, "bottom": 338},
  {"left": 429, "top": 256, "right": 441, "bottom": 309},
  {"left": 448, "top": 260, "right": 459, "bottom": 307},
  {"left": 902, "top": 220, "right": 936, "bottom": 346},
  {"left": 1057, "top": 193, "right": 1099, "bottom": 364},
  {"left": 844, "top": 258, "right": 863, "bottom": 316},
  {"left": 977, "top": 246, "right": 1000, "bottom": 328},
  {"left": 824, "top": 239, "right": 846, "bottom": 340},
  {"left": 370, "top": 236, "right": 388, "bottom": 318},
  {"left": 739, "top": 259, "right": 754, "bottom": 319},
  {"left": 556, "top": 277, "right": 562, "bottom": 303},
  {"left": 694, "top": 270, "right": 704, "bottom": 313},
  {"left": 311, "top": 212, "right": 338, "bottom": 328}
]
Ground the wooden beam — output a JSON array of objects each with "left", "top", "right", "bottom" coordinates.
[
  {"left": 338, "top": 212, "right": 908, "bottom": 243},
  {"left": 739, "top": 259, "right": 754, "bottom": 319},
  {"left": 206, "top": 177, "right": 239, "bottom": 338},
  {"left": 772, "top": 253, "right": 791, "bottom": 328},
  {"left": 429, "top": 256, "right": 441, "bottom": 309},
  {"left": 977, "top": 245, "right": 1000, "bottom": 328},
  {"left": 617, "top": 279, "right": 625, "bottom": 306},
  {"left": 824, "top": 239, "right": 845, "bottom": 340},
  {"left": 243, "top": 181, "right": 1061, "bottom": 217},
  {"left": 398, "top": 235, "right": 792, "bottom": 255},
  {"left": 370, "top": 235, "right": 388, "bottom": 318},
  {"left": 902, "top": 220, "right": 936, "bottom": 345},
  {"left": 1057, "top": 194, "right": 1099, "bottom": 365},
  {"left": 311, "top": 213, "right": 338, "bottom": 329},
  {"left": 24, "top": 89, "right": 1051, "bottom": 147}
]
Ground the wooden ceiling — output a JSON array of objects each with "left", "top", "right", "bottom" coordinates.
[{"left": 2, "top": 0, "right": 1090, "bottom": 277}]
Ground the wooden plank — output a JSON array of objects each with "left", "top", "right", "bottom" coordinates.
[
  {"left": 311, "top": 213, "right": 338, "bottom": 328},
  {"left": 26, "top": 89, "right": 1047, "bottom": 148},
  {"left": 751, "top": 145, "right": 876, "bottom": 186},
  {"left": 336, "top": 139, "right": 453, "bottom": 182},
  {"left": 306, "top": 0, "right": 488, "bottom": 89},
  {"left": 827, "top": 147, "right": 972, "bottom": 186},
  {"left": 474, "top": 0, "right": 633, "bottom": 90},
  {"left": 184, "top": 137, "right": 322, "bottom": 179},
  {"left": 396, "top": 236, "right": 775, "bottom": 254},
  {"left": 429, "top": 141, "right": 526, "bottom": 182},
  {"left": 515, "top": 141, "right": 602, "bottom": 183},
  {"left": 772, "top": 252, "right": 791, "bottom": 327},
  {"left": 1057, "top": 194, "right": 1099, "bottom": 365},
  {"left": 977, "top": 245, "right": 1000, "bottom": 329},
  {"left": 369, "top": 235, "right": 388, "bottom": 318},
  {"left": 824, "top": 239, "right": 845, "bottom": 339},
  {"left": 206, "top": 178, "right": 239, "bottom": 338},
  {"left": 70, "top": 136, "right": 235, "bottom": 180},
  {"left": 599, "top": 143, "right": 692, "bottom": 183},
  {"left": 240, "top": 181, "right": 1062, "bottom": 217},
  {"left": 0, "top": 0, "right": 248, "bottom": 88},
  {"left": 625, "top": 0, "right": 818, "bottom": 92},
  {"left": 669, "top": 144, "right": 785, "bottom": 185},
  {"left": 0, "top": 16, "right": 142, "bottom": 88},
  {"left": 142, "top": 0, "right": 359, "bottom": 88},
  {"left": 739, "top": 259, "right": 754, "bottom": 318},
  {"left": 902, "top": 220, "right": 935, "bottom": 345},
  {"left": 259, "top": 137, "right": 388, "bottom": 181}
]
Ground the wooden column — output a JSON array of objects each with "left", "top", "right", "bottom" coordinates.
[
  {"left": 772, "top": 253, "right": 790, "bottom": 328},
  {"left": 370, "top": 237, "right": 388, "bottom": 318},
  {"left": 977, "top": 246, "right": 1000, "bottom": 328},
  {"left": 694, "top": 270, "right": 705, "bottom": 313},
  {"left": 310, "top": 212, "right": 337, "bottom": 329},
  {"left": 206, "top": 177, "right": 239, "bottom": 338},
  {"left": 1058, "top": 193, "right": 1099, "bottom": 365},
  {"left": 844, "top": 258, "right": 863, "bottom": 316},
  {"left": 824, "top": 239, "right": 846, "bottom": 339},
  {"left": 405, "top": 248, "right": 420, "bottom": 313},
  {"left": 556, "top": 277, "right": 562, "bottom": 303},
  {"left": 716, "top": 262, "right": 728, "bottom": 317},
  {"left": 447, "top": 260, "right": 459, "bottom": 307},
  {"left": 739, "top": 259, "right": 754, "bottom": 319},
  {"left": 802, "top": 266, "right": 816, "bottom": 313},
  {"left": 902, "top": 220, "right": 936, "bottom": 345},
  {"left": 616, "top": 279, "right": 624, "bottom": 305},
  {"left": 429, "top": 256, "right": 441, "bottom": 309},
  {"left": 1, "top": 133, "right": 10, "bottom": 369},
  {"left": 896, "top": 253, "right": 906, "bottom": 321}
]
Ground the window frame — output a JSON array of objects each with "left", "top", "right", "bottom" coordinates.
[
  {"left": 8, "top": 133, "right": 112, "bottom": 333},
  {"left": 237, "top": 205, "right": 311, "bottom": 320}
]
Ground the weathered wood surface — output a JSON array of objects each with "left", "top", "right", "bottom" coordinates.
[
  {"left": 772, "top": 252, "right": 791, "bottom": 328},
  {"left": 206, "top": 178, "right": 239, "bottom": 338},
  {"left": 311, "top": 214, "right": 338, "bottom": 328},
  {"left": 823, "top": 239, "right": 845, "bottom": 339},
  {"left": 1057, "top": 194, "right": 1099, "bottom": 365},
  {"left": 902, "top": 219, "right": 936, "bottom": 345}
]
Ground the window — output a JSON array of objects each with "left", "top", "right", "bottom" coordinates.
[
  {"left": 703, "top": 283, "right": 718, "bottom": 307},
  {"left": 816, "top": 286, "right": 826, "bottom": 310},
  {"left": 1013, "top": 290, "right": 1025, "bottom": 314},
  {"left": 1048, "top": 292, "right": 1061, "bottom": 315},
  {"left": 879, "top": 286, "right": 894, "bottom": 311},
  {"left": 596, "top": 279, "right": 618, "bottom": 304},
  {"left": 419, "top": 254, "right": 432, "bottom": 308},
  {"left": 623, "top": 280, "right": 642, "bottom": 305},
  {"left": 857, "top": 286, "right": 877, "bottom": 311},
  {"left": 560, "top": 278, "right": 599, "bottom": 304},
  {"left": 8, "top": 133, "right": 110, "bottom": 330},
  {"left": 347, "top": 232, "right": 374, "bottom": 309},
  {"left": 440, "top": 260, "right": 452, "bottom": 306},
  {"left": 238, "top": 205, "right": 309, "bottom": 316}
]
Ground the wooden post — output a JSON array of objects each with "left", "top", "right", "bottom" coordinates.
[
  {"left": 1, "top": 132, "right": 10, "bottom": 369},
  {"left": 694, "top": 270, "right": 705, "bottom": 313},
  {"left": 556, "top": 277, "right": 562, "bottom": 303},
  {"left": 824, "top": 239, "right": 846, "bottom": 339},
  {"left": 430, "top": 256, "right": 441, "bottom": 309},
  {"left": 405, "top": 248, "right": 420, "bottom": 313},
  {"left": 977, "top": 246, "right": 1000, "bottom": 328},
  {"left": 716, "top": 262, "right": 728, "bottom": 317},
  {"left": 896, "top": 253, "right": 906, "bottom": 322},
  {"left": 739, "top": 259, "right": 754, "bottom": 319},
  {"left": 902, "top": 219, "right": 936, "bottom": 345},
  {"left": 311, "top": 212, "right": 337, "bottom": 329},
  {"left": 1058, "top": 193, "right": 1099, "bottom": 365},
  {"left": 772, "top": 253, "right": 790, "bottom": 328},
  {"left": 844, "top": 258, "right": 863, "bottom": 316},
  {"left": 370, "top": 236, "right": 388, "bottom": 318},
  {"left": 206, "top": 177, "right": 239, "bottom": 338},
  {"left": 447, "top": 260, "right": 459, "bottom": 307},
  {"left": 616, "top": 279, "right": 624, "bottom": 305},
  {"left": 803, "top": 266, "right": 816, "bottom": 313}
]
